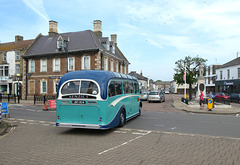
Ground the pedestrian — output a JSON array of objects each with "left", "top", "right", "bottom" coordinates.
[{"left": 199, "top": 90, "right": 204, "bottom": 110}]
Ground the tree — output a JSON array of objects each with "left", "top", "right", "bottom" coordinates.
[{"left": 173, "top": 56, "right": 207, "bottom": 100}]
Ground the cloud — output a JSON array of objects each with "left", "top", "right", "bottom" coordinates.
[{"left": 22, "top": 0, "right": 49, "bottom": 22}]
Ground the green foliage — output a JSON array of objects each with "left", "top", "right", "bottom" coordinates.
[{"left": 173, "top": 56, "right": 207, "bottom": 85}]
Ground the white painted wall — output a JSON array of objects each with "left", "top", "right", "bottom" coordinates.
[
  {"left": 216, "top": 65, "right": 240, "bottom": 81},
  {"left": 6, "top": 51, "right": 16, "bottom": 76}
]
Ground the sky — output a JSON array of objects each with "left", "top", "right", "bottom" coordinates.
[{"left": 1, "top": 0, "right": 240, "bottom": 81}]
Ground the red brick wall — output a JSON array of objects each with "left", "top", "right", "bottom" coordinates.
[{"left": 23, "top": 51, "right": 129, "bottom": 97}]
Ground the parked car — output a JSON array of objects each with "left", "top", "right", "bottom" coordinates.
[
  {"left": 164, "top": 89, "right": 170, "bottom": 94},
  {"left": 148, "top": 91, "right": 165, "bottom": 103},
  {"left": 140, "top": 92, "right": 149, "bottom": 101},
  {"left": 215, "top": 92, "right": 230, "bottom": 100},
  {"left": 229, "top": 93, "right": 240, "bottom": 103}
]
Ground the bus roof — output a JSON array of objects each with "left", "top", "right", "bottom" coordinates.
[{"left": 57, "top": 70, "right": 138, "bottom": 99}]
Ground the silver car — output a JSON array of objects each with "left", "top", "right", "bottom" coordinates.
[
  {"left": 148, "top": 91, "right": 165, "bottom": 103},
  {"left": 140, "top": 92, "right": 149, "bottom": 101}
]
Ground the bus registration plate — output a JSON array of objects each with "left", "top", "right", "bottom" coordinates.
[{"left": 72, "top": 100, "right": 86, "bottom": 104}]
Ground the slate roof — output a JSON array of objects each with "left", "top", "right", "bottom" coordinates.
[
  {"left": 0, "top": 39, "right": 34, "bottom": 51},
  {"left": 23, "top": 30, "right": 129, "bottom": 63},
  {"left": 218, "top": 57, "right": 240, "bottom": 69},
  {"left": 129, "top": 71, "right": 148, "bottom": 81}
]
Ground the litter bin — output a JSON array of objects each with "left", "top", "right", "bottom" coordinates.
[{"left": 208, "top": 98, "right": 213, "bottom": 111}]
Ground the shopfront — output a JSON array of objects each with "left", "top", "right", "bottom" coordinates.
[{"left": 215, "top": 80, "right": 240, "bottom": 94}]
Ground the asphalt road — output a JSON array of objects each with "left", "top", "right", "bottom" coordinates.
[{"left": 6, "top": 94, "right": 240, "bottom": 138}]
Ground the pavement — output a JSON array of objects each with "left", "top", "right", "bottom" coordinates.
[
  {"left": 172, "top": 95, "right": 240, "bottom": 115},
  {"left": 1, "top": 97, "right": 240, "bottom": 164}
]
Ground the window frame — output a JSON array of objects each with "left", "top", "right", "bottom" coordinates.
[
  {"left": 82, "top": 56, "right": 90, "bottom": 70},
  {"left": 68, "top": 57, "right": 75, "bottom": 71},
  {"left": 16, "top": 64, "right": 20, "bottom": 74},
  {"left": 15, "top": 52, "right": 20, "bottom": 60},
  {"left": 115, "top": 61, "right": 118, "bottom": 72},
  {"left": 41, "top": 80, "right": 47, "bottom": 94},
  {"left": 104, "top": 57, "right": 108, "bottom": 71},
  {"left": 53, "top": 81, "right": 59, "bottom": 94},
  {"left": 40, "top": 59, "right": 47, "bottom": 72},
  {"left": 3, "top": 53, "right": 7, "bottom": 61},
  {"left": 53, "top": 58, "right": 60, "bottom": 72},
  {"left": 29, "top": 60, "right": 35, "bottom": 73}
]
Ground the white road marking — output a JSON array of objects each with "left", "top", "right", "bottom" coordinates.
[
  {"left": 98, "top": 131, "right": 151, "bottom": 155},
  {"left": 20, "top": 122, "right": 27, "bottom": 124},
  {"left": 114, "top": 131, "right": 127, "bottom": 134}
]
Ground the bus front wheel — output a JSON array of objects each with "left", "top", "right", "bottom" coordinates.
[{"left": 118, "top": 110, "right": 126, "bottom": 127}]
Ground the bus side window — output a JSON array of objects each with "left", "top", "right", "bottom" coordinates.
[
  {"left": 134, "top": 82, "right": 138, "bottom": 94},
  {"left": 124, "top": 81, "right": 129, "bottom": 94},
  {"left": 115, "top": 81, "right": 123, "bottom": 95},
  {"left": 129, "top": 81, "right": 133, "bottom": 93},
  {"left": 108, "top": 81, "right": 115, "bottom": 97}
]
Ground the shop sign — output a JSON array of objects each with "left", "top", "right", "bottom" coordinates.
[{"left": 224, "top": 81, "right": 234, "bottom": 85}]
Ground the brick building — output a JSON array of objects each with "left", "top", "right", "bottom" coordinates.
[
  {"left": 0, "top": 36, "right": 33, "bottom": 97},
  {"left": 22, "top": 20, "right": 129, "bottom": 99}
]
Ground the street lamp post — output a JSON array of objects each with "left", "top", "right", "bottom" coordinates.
[{"left": 64, "top": 40, "right": 69, "bottom": 73}]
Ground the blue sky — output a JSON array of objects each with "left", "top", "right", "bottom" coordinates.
[{"left": 1, "top": 0, "right": 240, "bottom": 81}]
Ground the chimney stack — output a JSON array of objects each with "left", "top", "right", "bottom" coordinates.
[
  {"left": 93, "top": 20, "right": 102, "bottom": 38},
  {"left": 15, "top": 35, "right": 23, "bottom": 42},
  {"left": 111, "top": 34, "right": 117, "bottom": 45},
  {"left": 49, "top": 20, "right": 58, "bottom": 37}
]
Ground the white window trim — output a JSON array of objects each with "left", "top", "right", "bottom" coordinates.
[
  {"left": 3, "top": 53, "right": 7, "bottom": 61},
  {"left": 104, "top": 57, "right": 108, "bottom": 71},
  {"left": 16, "top": 64, "right": 20, "bottom": 74},
  {"left": 53, "top": 58, "right": 60, "bottom": 72},
  {"left": 81, "top": 56, "right": 91, "bottom": 70},
  {"left": 16, "top": 52, "right": 20, "bottom": 60},
  {"left": 53, "top": 81, "right": 59, "bottom": 94},
  {"left": 68, "top": 57, "right": 75, "bottom": 71},
  {"left": 40, "top": 59, "right": 47, "bottom": 72},
  {"left": 29, "top": 59, "right": 35, "bottom": 73},
  {"left": 120, "top": 65, "right": 122, "bottom": 73},
  {"left": 41, "top": 80, "right": 47, "bottom": 94},
  {"left": 110, "top": 60, "right": 113, "bottom": 72},
  {"left": 115, "top": 61, "right": 118, "bottom": 72}
]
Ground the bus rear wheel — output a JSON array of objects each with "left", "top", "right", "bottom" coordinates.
[{"left": 118, "top": 110, "right": 125, "bottom": 127}]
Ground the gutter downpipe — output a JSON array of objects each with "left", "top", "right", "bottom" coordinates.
[{"left": 101, "top": 52, "right": 103, "bottom": 70}]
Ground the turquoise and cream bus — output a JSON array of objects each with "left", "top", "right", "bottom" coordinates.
[{"left": 56, "top": 70, "right": 142, "bottom": 129}]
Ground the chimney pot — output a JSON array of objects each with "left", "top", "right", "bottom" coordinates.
[
  {"left": 111, "top": 34, "right": 117, "bottom": 45},
  {"left": 49, "top": 20, "right": 58, "bottom": 37},
  {"left": 15, "top": 35, "right": 23, "bottom": 42},
  {"left": 93, "top": 20, "right": 102, "bottom": 38}
]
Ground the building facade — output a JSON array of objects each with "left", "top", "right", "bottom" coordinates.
[
  {"left": 22, "top": 20, "right": 130, "bottom": 99},
  {"left": 215, "top": 57, "right": 240, "bottom": 93},
  {"left": 129, "top": 71, "right": 148, "bottom": 92},
  {"left": 0, "top": 36, "right": 33, "bottom": 97},
  {"left": 205, "top": 64, "right": 221, "bottom": 93}
]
